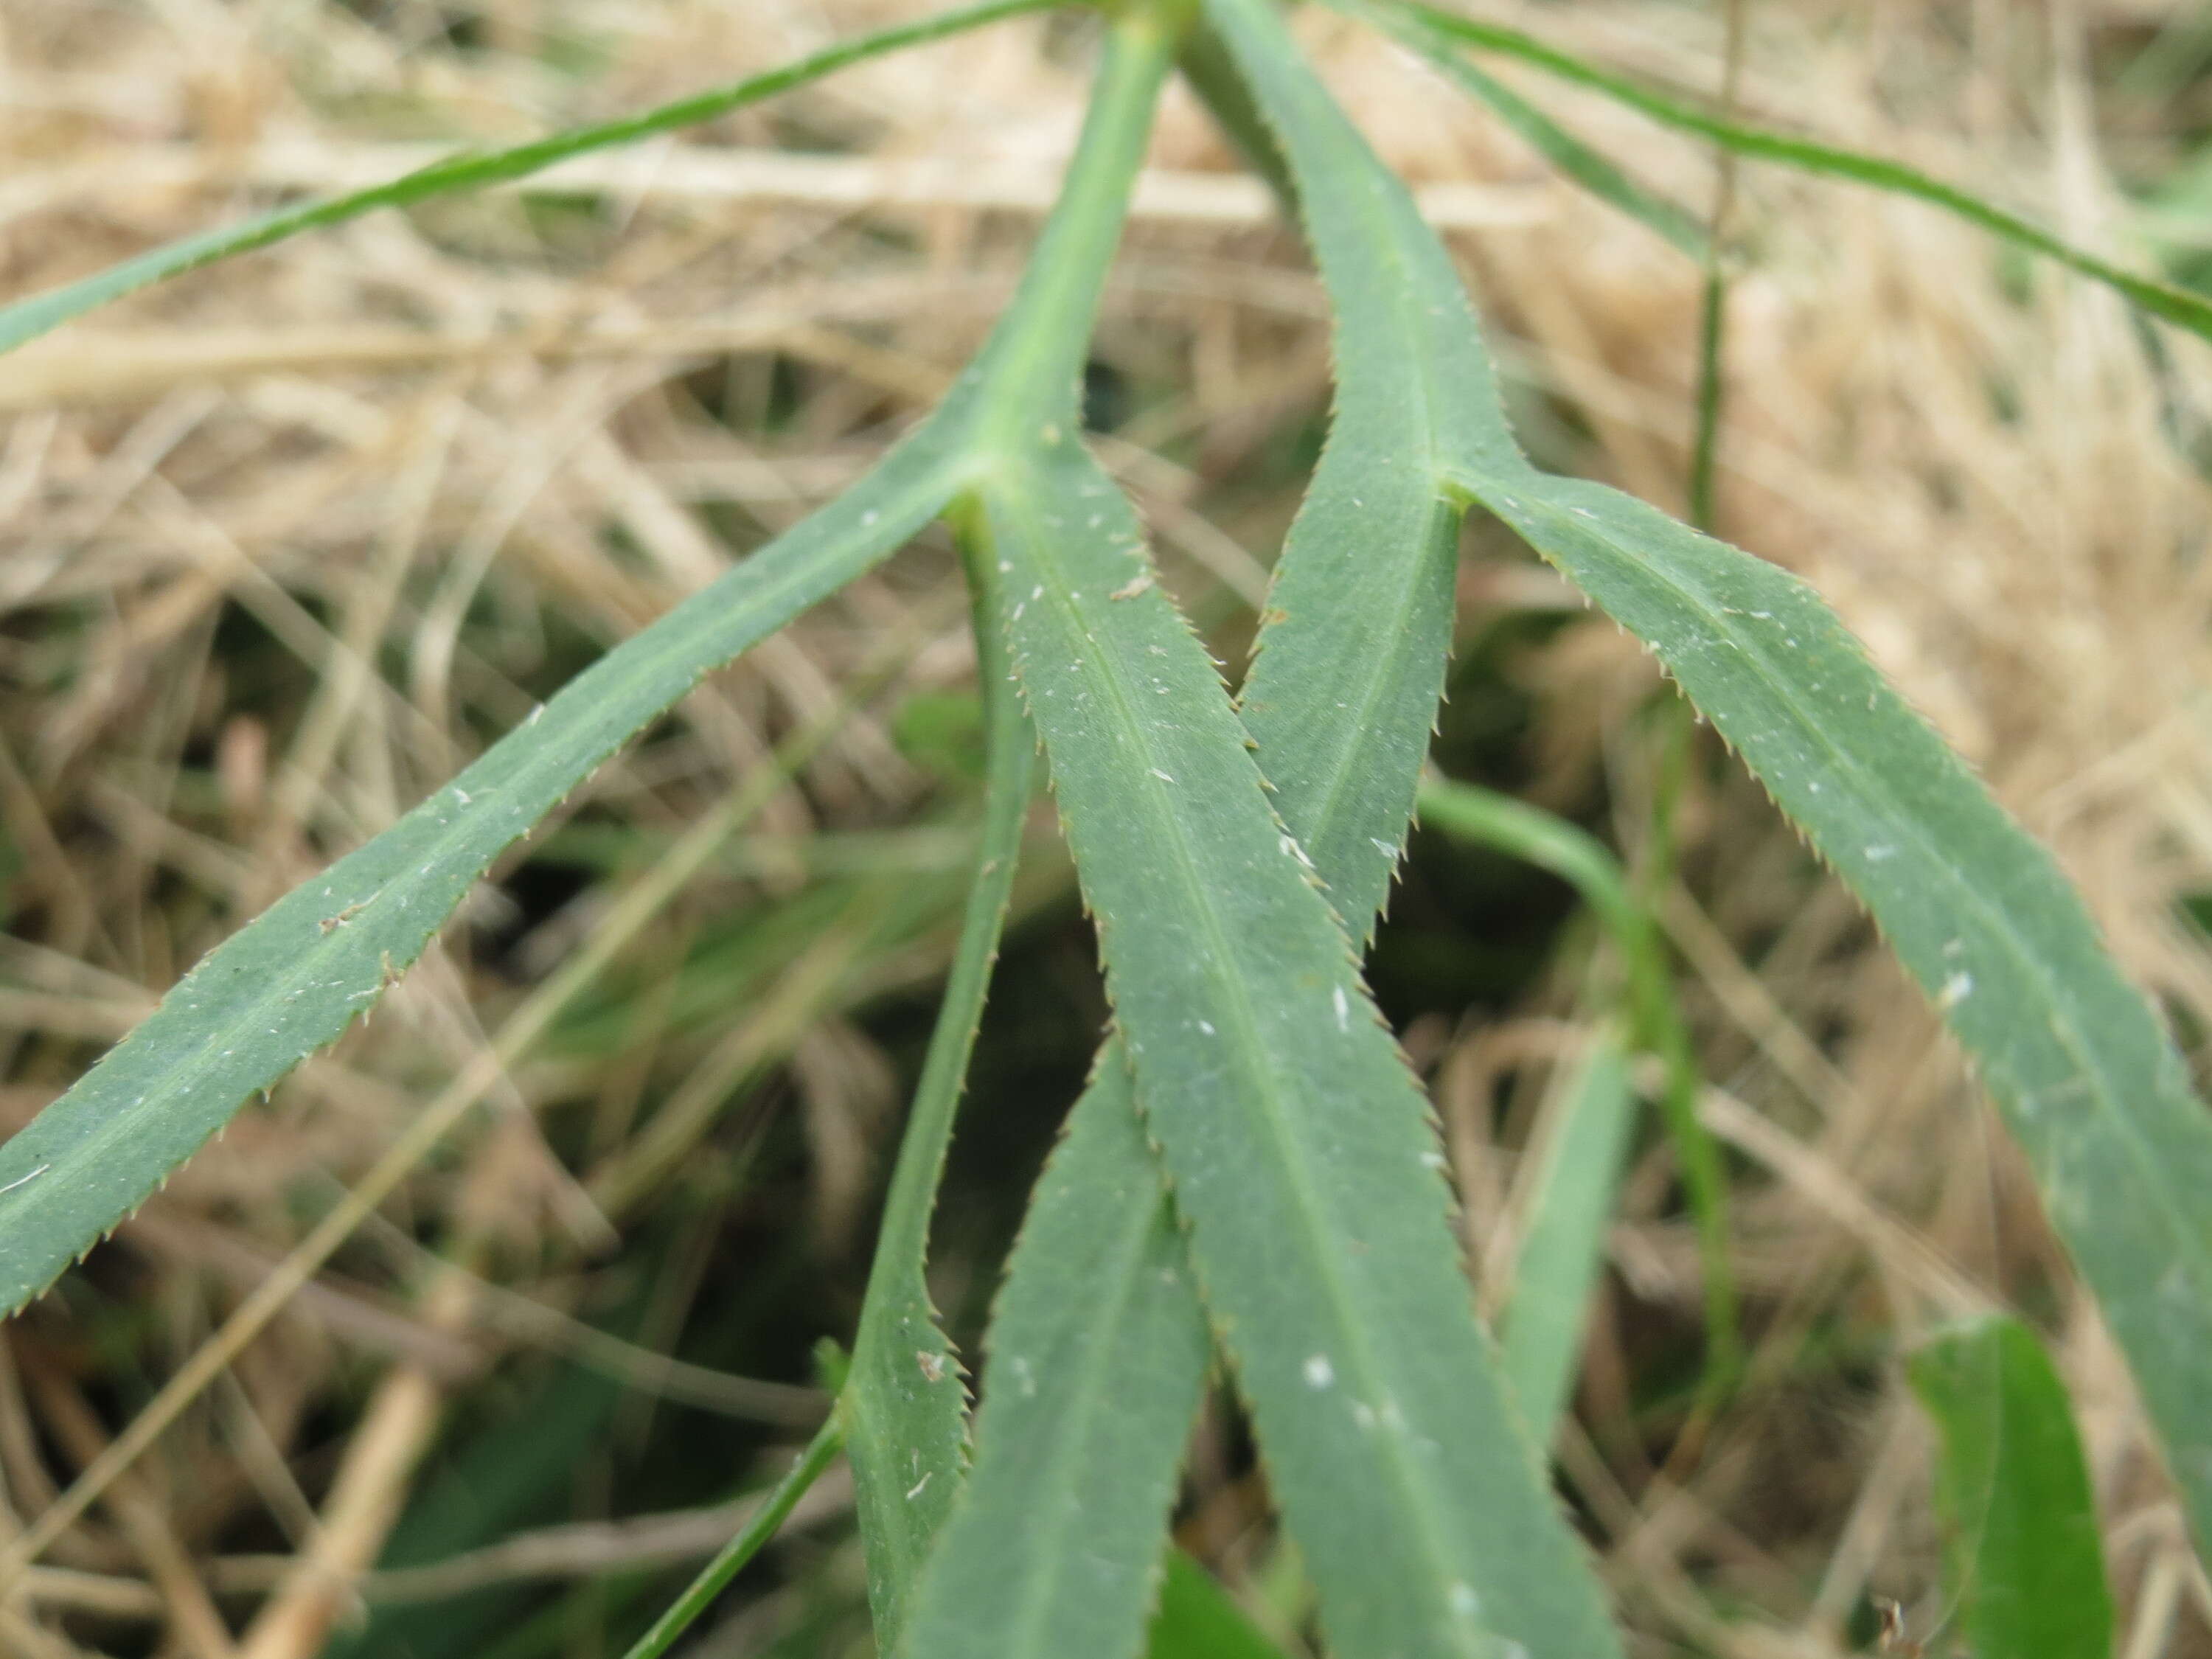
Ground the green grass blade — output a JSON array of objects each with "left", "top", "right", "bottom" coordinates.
[
  {"left": 1688, "top": 267, "right": 1728, "bottom": 529},
  {"left": 978, "top": 429, "right": 1623, "bottom": 1659},
  {"left": 1415, "top": 779, "right": 1640, "bottom": 942},
  {"left": 1357, "top": 4, "right": 1705, "bottom": 257},
  {"left": 1907, "top": 1315, "right": 2115, "bottom": 1659},
  {"left": 1413, "top": 778, "right": 1733, "bottom": 1391},
  {"left": 0, "top": 0, "right": 1053, "bottom": 359},
  {"left": 1146, "top": 1551, "right": 1293, "bottom": 1659},
  {"left": 1497, "top": 1033, "right": 1637, "bottom": 1444},
  {"left": 1352, "top": 0, "right": 2212, "bottom": 347},
  {"left": 617, "top": 1418, "right": 846, "bottom": 1659},
  {"left": 844, "top": 573, "right": 1037, "bottom": 1647},
  {"left": 0, "top": 425, "right": 966, "bottom": 1317}
]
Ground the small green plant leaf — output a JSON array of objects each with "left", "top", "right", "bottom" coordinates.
[
  {"left": 0, "top": 0, "right": 1053, "bottom": 360},
  {"left": 1413, "top": 776, "right": 1733, "bottom": 1389},
  {"left": 894, "top": 1054, "right": 1213, "bottom": 1659},
  {"left": 0, "top": 431, "right": 966, "bottom": 1317},
  {"left": 1146, "top": 1551, "right": 1293, "bottom": 1659},
  {"left": 842, "top": 580, "right": 1037, "bottom": 1647},
  {"left": 1907, "top": 1315, "right": 2115, "bottom": 1659},
  {"left": 1497, "top": 1032, "right": 1637, "bottom": 1445},
  {"left": 1352, "top": 0, "right": 2212, "bottom": 347}
]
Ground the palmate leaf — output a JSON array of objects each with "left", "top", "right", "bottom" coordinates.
[
  {"left": 1215, "top": 0, "right": 2212, "bottom": 1564},
  {"left": 0, "top": 0, "right": 1053, "bottom": 358}
]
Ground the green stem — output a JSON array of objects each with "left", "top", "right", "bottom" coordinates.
[
  {"left": 965, "top": 4, "right": 1186, "bottom": 442},
  {"left": 1688, "top": 0, "right": 1747, "bottom": 533},
  {"left": 619, "top": 1418, "right": 846, "bottom": 1659},
  {"left": 1688, "top": 269, "right": 1728, "bottom": 531}
]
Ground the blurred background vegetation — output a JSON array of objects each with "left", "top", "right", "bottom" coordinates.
[{"left": 3, "top": 0, "right": 2211, "bottom": 1654}]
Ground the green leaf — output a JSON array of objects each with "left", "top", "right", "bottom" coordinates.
[
  {"left": 1349, "top": 0, "right": 2212, "bottom": 347},
  {"left": 0, "top": 0, "right": 1148, "bottom": 1331},
  {"left": 894, "top": 1056, "right": 1213, "bottom": 1659},
  {"left": 1907, "top": 1315, "right": 2115, "bottom": 1659},
  {"left": 843, "top": 575, "right": 1037, "bottom": 1647},
  {"left": 0, "top": 428, "right": 965, "bottom": 1316},
  {"left": 1146, "top": 1552, "right": 1293, "bottom": 1659},
  {"left": 1175, "top": 16, "right": 1301, "bottom": 217},
  {"left": 1497, "top": 1033, "right": 1637, "bottom": 1446},
  {"left": 1235, "top": 0, "right": 2212, "bottom": 1565},
  {"left": 1473, "top": 470, "right": 2212, "bottom": 1562},
  {"left": 0, "top": 0, "right": 1054, "bottom": 360},
  {"left": 975, "top": 422, "right": 1621, "bottom": 1656}
]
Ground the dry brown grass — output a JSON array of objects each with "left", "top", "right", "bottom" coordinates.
[{"left": 2, "top": 0, "right": 2210, "bottom": 1654}]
